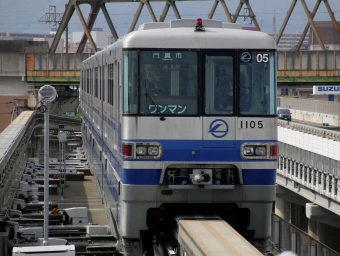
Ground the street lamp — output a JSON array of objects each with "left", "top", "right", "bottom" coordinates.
[
  {"left": 38, "top": 85, "right": 57, "bottom": 246},
  {"left": 58, "top": 129, "right": 67, "bottom": 200}
]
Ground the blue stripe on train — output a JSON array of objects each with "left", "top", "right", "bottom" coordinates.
[
  {"left": 242, "top": 169, "right": 276, "bottom": 185},
  {"left": 123, "top": 139, "right": 276, "bottom": 162},
  {"left": 123, "top": 169, "right": 162, "bottom": 185},
  {"left": 123, "top": 169, "right": 276, "bottom": 185}
]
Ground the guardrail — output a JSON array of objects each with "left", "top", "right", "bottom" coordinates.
[
  {"left": 0, "top": 111, "right": 81, "bottom": 210},
  {"left": 270, "top": 214, "right": 340, "bottom": 256}
]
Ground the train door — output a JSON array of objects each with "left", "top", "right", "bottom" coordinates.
[{"left": 202, "top": 52, "right": 236, "bottom": 148}]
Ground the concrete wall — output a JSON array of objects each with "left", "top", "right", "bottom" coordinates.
[
  {"left": 0, "top": 40, "right": 49, "bottom": 53},
  {"left": 291, "top": 109, "right": 340, "bottom": 127},
  {"left": 0, "top": 53, "right": 25, "bottom": 77},
  {"left": 0, "top": 95, "right": 27, "bottom": 133},
  {"left": 0, "top": 77, "right": 29, "bottom": 96}
]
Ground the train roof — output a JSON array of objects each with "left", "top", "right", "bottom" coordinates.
[{"left": 118, "top": 19, "right": 276, "bottom": 50}]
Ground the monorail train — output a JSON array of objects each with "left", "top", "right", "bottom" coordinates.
[{"left": 80, "top": 18, "right": 278, "bottom": 255}]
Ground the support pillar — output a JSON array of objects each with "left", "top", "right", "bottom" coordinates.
[
  {"left": 307, "top": 219, "right": 340, "bottom": 253},
  {"left": 275, "top": 197, "right": 291, "bottom": 222},
  {"left": 0, "top": 232, "right": 8, "bottom": 256},
  {"left": 291, "top": 203, "right": 308, "bottom": 232},
  {"left": 307, "top": 203, "right": 340, "bottom": 252}
]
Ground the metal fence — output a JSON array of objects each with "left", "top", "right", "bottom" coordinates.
[{"left": 270, "top": 214, "right": 340, "bottom": 256}]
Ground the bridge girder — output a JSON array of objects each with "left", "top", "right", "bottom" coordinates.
[{"left": 49, "top": 0, "right": 340, "bottom": 53}]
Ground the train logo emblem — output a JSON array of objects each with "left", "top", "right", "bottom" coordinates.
[
  {"left": 208, "top": 119, "right": 229, "bottom": 138},
  {"left": 241, "top": 52, "right": 251, "bottom": 62}
]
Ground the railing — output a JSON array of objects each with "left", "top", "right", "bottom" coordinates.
[
  {"left": 271, "top": 214, "right": 340, "bottom": 256},
  {"left": 277, "top": 155, "right": 339, "bottom": 202}
]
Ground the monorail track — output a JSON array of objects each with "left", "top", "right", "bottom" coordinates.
[
  {"left": 150, "top": 216, "right": 264, "bottom": 256},
  {"left": 177, "top": 219, "right": 263, "bottom": 256}
]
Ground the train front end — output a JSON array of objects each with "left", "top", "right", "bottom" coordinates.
[{"left": 117, "top": 19, "right": 278, "bottom": 253}]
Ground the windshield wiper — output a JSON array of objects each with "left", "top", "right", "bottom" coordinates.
[{"left": 144, "top": 79, "right": 165, "bottom": 121}]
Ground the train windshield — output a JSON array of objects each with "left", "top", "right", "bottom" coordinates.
[
  {"left": 123, "top": 50, "right": 198, "bottom": 115},
  {"left": 238, "top": 51, "right": 276, "bottom": 115},
  {"left": 204, "top": 54, "right": 234, "bottom": 114},
  {"left": 204, "top": 51, "right": 276, "bottom": 116},
  {"left": 123, "top": 50, "right": 276, "bottom": 116}
]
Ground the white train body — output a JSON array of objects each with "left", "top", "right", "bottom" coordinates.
[{"left": 80, "top": 19, "right": 277, "bottom": 255}]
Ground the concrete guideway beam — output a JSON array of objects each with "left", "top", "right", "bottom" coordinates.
[{"left": 306, "top": 203, "right": 340, "bottom": 229}]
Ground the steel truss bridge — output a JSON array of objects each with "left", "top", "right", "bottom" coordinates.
[
  {"left": 22, "top": 50, "right": 340, "bottom": 85},
  {"left": 49, "top": 0, "right": 340, "bottom": 54}
]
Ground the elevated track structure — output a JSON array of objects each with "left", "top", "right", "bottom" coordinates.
[
  {"left": 1, "top": 109, "right": 340, "bottom": 255},
  {"left": 18, "top": 50, "right": 340, "bottom": 87}
]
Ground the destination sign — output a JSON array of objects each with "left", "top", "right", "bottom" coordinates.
[{"left": 141, "top": 51, "right": 196, "bottom": 65}]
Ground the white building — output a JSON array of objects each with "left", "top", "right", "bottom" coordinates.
[{"left": 72, "top": 28, "right": 113, "bottom": 51}]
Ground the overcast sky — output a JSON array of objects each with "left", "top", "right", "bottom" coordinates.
[{"left": 0, "top": 0, "right": 340, "bottom": 37}]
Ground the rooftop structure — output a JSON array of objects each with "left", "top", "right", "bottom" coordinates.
[
  {"left": 309, "top": 21, "right": 340, "bottom": 51},
  {"left": 0, "top": 31, "right": 54, "bottom": 41},
  {"left": 268, "top": 32, "right": 309, "bottom": 51}
]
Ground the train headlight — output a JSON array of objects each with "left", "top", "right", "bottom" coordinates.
[
  {"left": 123, "top": 142, "right": 162, "bottom": 159},
  {"left": 241, "top": 143, "right": 278, "bottom": 159},
  {"left": 255, "top": 146, "right": 267, "bottom": 156},
  {"left": 136, "top": 146, "right": 147, "bottom": 156},
  {"left": 148, "top": 146, "right": 159, "bottom": 156},
  {"left": 243, "top": 146, "right": 254, "bottom": 156}
]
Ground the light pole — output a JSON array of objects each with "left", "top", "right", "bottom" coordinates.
[
  {"left": 38, "top": 85, "right": 57, "bottom": 246},
  {"left": 58, "top": 128, "right": 67, "bottom": 200}
]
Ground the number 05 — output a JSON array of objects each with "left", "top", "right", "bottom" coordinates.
[{"left": 256, "top": 53, "right": 269, "bottom": 63}]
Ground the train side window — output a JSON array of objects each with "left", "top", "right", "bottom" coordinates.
[
  {"left": 108, "top": 64, "right": 114, "bottom": 106},
  {"left": 86, "top": 70, "right": 89, "bottom": 93},
  {"left": 94, "top": 67, "right": 99, "bottom": 98}
]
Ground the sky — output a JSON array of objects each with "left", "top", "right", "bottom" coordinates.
[{"left": 0, "top": 0, "right": 340, "bottom": 38}]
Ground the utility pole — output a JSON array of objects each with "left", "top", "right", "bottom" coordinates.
[{"left": 39, "top": 6, "right": 66, "bottom": 52}]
